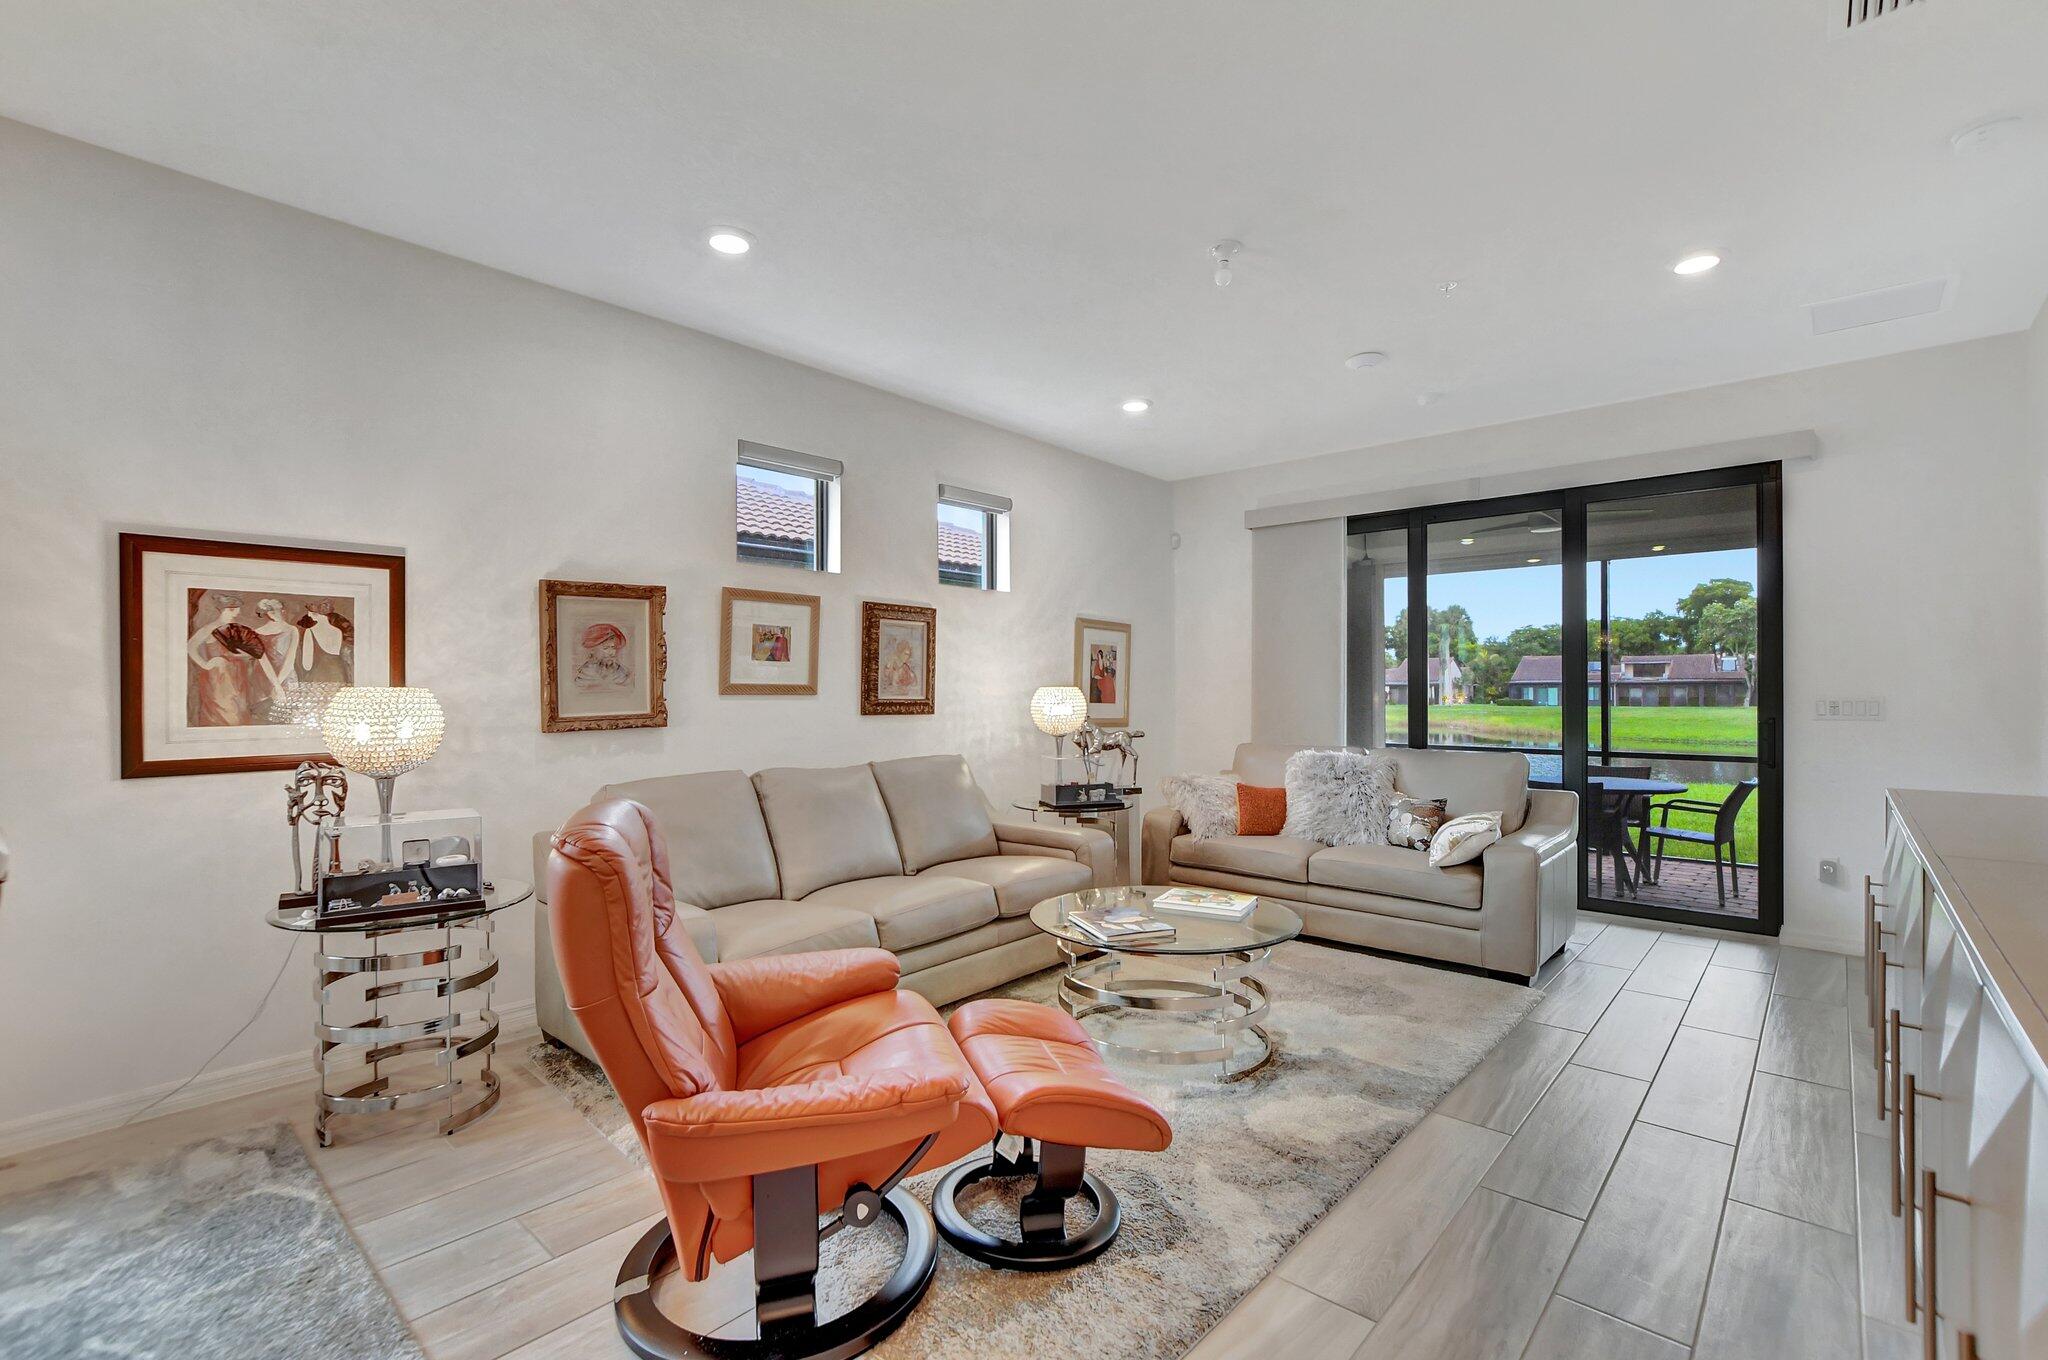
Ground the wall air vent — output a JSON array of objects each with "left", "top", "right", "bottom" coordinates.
[{"left": 1844, "top": 0, "right": 1921, "bottom": 30}]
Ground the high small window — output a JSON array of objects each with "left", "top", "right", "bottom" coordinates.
[
  {"left": 736, "top": 441, "right": 841, "bottom": 572},
  {"left": 937, "top": 485, "right": 1011, "bottom": 590}
]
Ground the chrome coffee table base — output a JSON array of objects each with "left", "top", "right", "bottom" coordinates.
[{"left": 1054, "top": 942, "right": 1278, "bottom": 1080}]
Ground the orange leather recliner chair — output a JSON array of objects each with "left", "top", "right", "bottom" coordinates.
[{"left": 547, "top": 799, "right": 997, "bottom": 1359}]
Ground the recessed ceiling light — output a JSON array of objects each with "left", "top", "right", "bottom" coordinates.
[
  {"left": 1526, "top": 557, "right": 1542, "bottom": 564},
  {"left": 1121, "top": 398, "right": 1152, "bottom": 414},
  {"left": 1672, "top": 252, "right": 1721, "bottom": 277},
  {"left": 1459, "top": 537, "right": 1475, "bottom": 545},
  {"left": 1651, "top": 544, "right": 1667, "bottom": 552},
  {"left": 1345, "top": 351, "right": 1390, "bottom": 370},
  {"left": 707, "top": 228, "right": 753, "bottom": 256},
  {"left": 1530, "top": 525, "right": 1562, "bottom": 534}
]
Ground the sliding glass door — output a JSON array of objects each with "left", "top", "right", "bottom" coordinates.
[{"left": 1346, "top": 464, "right": 1781, "bottom": 934}]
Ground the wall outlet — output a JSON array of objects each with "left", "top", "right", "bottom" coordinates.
[
  {"left": 1815, "top": 697, "right": 1884, "bottom": 720},
  {"left": 1819, "top": 858, "right": 1841, "bottom": 886}
]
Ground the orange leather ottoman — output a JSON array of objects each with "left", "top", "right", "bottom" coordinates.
[{"left": 932, "top": 998, "right": 1171, "bottom": 1269}]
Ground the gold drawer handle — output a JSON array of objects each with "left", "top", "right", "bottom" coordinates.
[
  {"left": 1920, "top": 1165, "right": 1974, "bottom": 1360},
  {"left": 1899, "top": 1073, "right": 1940, "bottom": 1304}
]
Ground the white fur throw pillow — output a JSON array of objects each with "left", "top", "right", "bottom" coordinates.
[
  {"left": 1280, "top": 749, "right": 1395, "bottom": 846},
  {"left": 1163, "top": 774, "right": 1240, "bottom": 840},
  {"left": 1428, "top": 811, "right": 1503, "bottom": 867}
]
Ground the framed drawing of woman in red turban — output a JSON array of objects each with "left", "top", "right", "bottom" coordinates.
[{"left": 539, "top": 579, "right": 668, "bottom": 732}]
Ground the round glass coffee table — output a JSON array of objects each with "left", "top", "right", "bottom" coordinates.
[{"left": 1029, "top": 886, "right": 1302, "bottom": 1080}]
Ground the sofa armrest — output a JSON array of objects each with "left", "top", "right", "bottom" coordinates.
[
  {"left": 709, "top": 948, "right": 901, "bottom": 1043},
  {"left": 1479, "top": 789, "right": 1580, "bottom": 979},
  {"left": 644, "top": 1067, "right": 965, "bottom": 1182},
  {"left": 1142, "top": 805, "right": 1186, "bottom": 885},
  {"left": 992, "top": 820, "right": 1114, "bottom": 887}
]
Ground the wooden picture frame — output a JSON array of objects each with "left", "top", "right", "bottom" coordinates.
[
  {"left": 719, "top": 586, "right": 821, "bottom": 695},
  {"left": 539, "top": 579, "right": 668, "bottom": 732},
  {"left": 119, "top": 532, "right": 406, "bottom": 778},
  {"left": 859, "top": 602, "right": 936, "bottom": 715},
  {"left": 1074, "top": 616, "right": 1132, "bottom": 728}
]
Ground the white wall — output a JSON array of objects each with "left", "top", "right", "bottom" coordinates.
[
  {"left": 0, "top": 119, "right": 1174, "bottom": 1138},
  {"left": 1174, "top": 335, "right": 2046, "bottom": 952}
]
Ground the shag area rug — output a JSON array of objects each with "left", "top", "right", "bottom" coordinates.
[
  {"left": 0, "top": 1121, "right": 423, "bottom": 1360},
  {"left": 527, "top": 941, "right": 1537, "bottom": 1359}
]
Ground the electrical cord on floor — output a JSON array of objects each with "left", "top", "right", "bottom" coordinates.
[{"left": 119, "top": 935, "right": 300, "bottom": 1129}]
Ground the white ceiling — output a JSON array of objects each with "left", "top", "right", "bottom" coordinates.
[{"left": 4, "top": 1, "right": 2046, "bottom": 480}]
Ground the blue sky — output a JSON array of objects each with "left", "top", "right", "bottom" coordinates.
[{"left": 1393, "top": 547, "right": 1756, "bottom": 643}]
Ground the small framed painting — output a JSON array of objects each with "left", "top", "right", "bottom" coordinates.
[
  {"left": 860, "top": 602, "right": 936, "bottom": 715},
  {"left": 720, "top": 586, "right": 821, "bottom": 695},
  {"left": 119, "top": 532, "right": 406, "bottom": 778},
  {"left": 539, "top": 579, "right": 668, "bottom": 732},
  {"left": 1074, "top": 616, "right": 1132, "bottom": 728}
]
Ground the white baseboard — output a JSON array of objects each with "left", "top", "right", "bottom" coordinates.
[
  {"left": 0, "top": 1000, "right": 538, "bottom": 1161},
  {"left": 1579, "top": 908, "right": 1859, "bottom": 956}
]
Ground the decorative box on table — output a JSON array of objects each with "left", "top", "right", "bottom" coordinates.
[{"left": 313, "top": 807, "right": 486, "bottom": 928}]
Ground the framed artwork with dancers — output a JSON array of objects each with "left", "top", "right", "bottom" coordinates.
[
  {"left": 539, "top": 578, "right": 668, "bottom": 733},
  {"left": 119, "top": 532, "right": 406, "bottom": 778},
  {"left": 1074, "top": 616, "right": 1131, "bottom": 728}
]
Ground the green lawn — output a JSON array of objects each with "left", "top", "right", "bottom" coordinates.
[{"left": 1385, "top": 702, "right": 1756, "bottom": 754}]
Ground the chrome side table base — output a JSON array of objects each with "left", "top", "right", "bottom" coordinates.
[{"left": 1053, "top": 940, "right": 1278, "bottom": 1081}]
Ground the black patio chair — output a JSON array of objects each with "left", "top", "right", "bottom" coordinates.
[
  {"left": 1587, "top": 764, "right": 1651, "bottom": 896},
  {"left": 1643, "top": 778, "right": 1759, "bottom": 908}
]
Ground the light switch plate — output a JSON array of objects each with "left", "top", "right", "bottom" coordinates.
[{"left": 1815, "top": 697, "right": 1884, "bottom": 721}]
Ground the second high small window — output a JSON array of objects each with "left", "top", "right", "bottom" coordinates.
[{"left": 937, "top": 484, "right": 1010, "bottom": 590}]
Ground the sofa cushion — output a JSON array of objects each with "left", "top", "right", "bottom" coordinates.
[
  {"left": 915, "top": 854, "right": 1091, "bottom": 917},
  {"left": 870, "top": 755, "right": 1000, "bottom": 873},
  {"left": 803, "top": 875, "right": 998, "bottom": 952},
  {"left": 1170, "top": 834, "right": 1320, "bottom": 884},
  {"left": 598, "top": 771, "right": 779, "bottom": 907},
  {"left": 1308, "top": 843, "right": 1483, "bottom": 910},
  {"left": 754, "top": 764, "right": 904, "bottom": 899},
  {"left": 708, "top": 900, "right": 881, "bottom": 961}
]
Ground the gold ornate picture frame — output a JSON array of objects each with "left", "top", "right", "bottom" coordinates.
[
  {"left": 860, "top": 601, "right": 936, "bottom": 715},
  {"left": 539, "top": 579, "right": 668, "bottom": 732},
  {"left": 720, "top": 586, "right": 821, "bottom": 696}
]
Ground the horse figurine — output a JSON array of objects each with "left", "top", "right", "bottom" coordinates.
[{"left": 1096, "top": 727, "right": 1145, "bottom": 789}]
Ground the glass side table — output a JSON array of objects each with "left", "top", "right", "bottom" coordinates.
[
  {"left": 268, "top": 878, "right": 531, "bottom": 1146},
  {"left": 1012, "top": 789, "right": 1140, "bottom": 884}
]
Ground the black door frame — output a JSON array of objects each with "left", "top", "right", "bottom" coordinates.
[{"left": 1347, "top": 461, "right": 1783, "bottom": 937}]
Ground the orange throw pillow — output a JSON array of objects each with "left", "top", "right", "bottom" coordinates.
[{"left": 1236, "top": 784, "right": 1287, "bottom": 836}]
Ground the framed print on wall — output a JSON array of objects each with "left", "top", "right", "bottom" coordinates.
[
  {"left": 1074, "top": 616, "right": 1132, "bottom": 728},
  {"left": 860, "top": 602, "right": 936, "bottom": 715},
  {"left": 119, "top": 532, "right": 405, "bottom": 778},
  {"left": 720, "top": 586, "right": 821, "bottom": 695},
  {"left": 539, "top": 579, "right": 668, "bottom": 732}
]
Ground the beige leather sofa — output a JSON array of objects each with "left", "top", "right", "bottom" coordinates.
[
  {"left": 1143, "top": 743, "right": 1579, "bottom": 981},
  {"left": 532, "top": 753, "right": 1110, "bottom": 1063}
]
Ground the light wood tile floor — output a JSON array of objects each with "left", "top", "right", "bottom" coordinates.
[{"left": 7, "top": 918, "right": 1887, "bottom": 1359}]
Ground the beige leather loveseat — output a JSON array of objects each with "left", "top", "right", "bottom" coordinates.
[
  {"left": 532, "top": 753, "right": 1110, "bottom": 1063},
  {"left": 1143, "top": 743, "right": 1578, "bottom": 981}
]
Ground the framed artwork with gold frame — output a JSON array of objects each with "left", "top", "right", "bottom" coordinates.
[
  {"left": 119, "top": 531, "right": 406, "bottom": 778},
  {"left": 1074, "top": 616, "right": 1132, "bottom": 728},
  {"left": 720, "top": 586, "right": 821, "bottom": 696},
  {"left": 859, "top": 602, "right": 936, "bottom": 715},
  {"left": 539, "top": 579, "right": 668, "bottom": 732}
]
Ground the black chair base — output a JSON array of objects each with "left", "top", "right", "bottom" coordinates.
[
  {"left": 932, "top": 1138, "right": 1121, "bottom": 1270},
  {"left": 613, "top": 1185, "right": 937, "bottom": 1360}
]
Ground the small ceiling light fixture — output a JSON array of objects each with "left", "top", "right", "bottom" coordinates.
[
  {"left": 1345, "top": 351, "right": 1390, "bottom": 371},
  {"left": 1121, "top": 397, "right": 1152, "bottom": 414},
  {"left": 1459, "top": 537, "right": 1475, "bottom": 546},
  {"left": 1672, "top": 252, "right": 1721, "bottom": 277},
  {"left": 1651, "top": 544, "right": 1667, "bottom": 552},
  {"left": 1526, "top": 557, "right": 1542, "bottom": 565},
  {"left": 1211, "top": 239, "right": 1242, "bottom": 288},
  {"left": 706, "top": 227, "right": 754, "bottom": 256}
]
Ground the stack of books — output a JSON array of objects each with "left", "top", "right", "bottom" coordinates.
[
  {"left": 1068, "top": 907, "right": 1176, "bottom": 944},
  {"left": 1151, "top": 887, "right": 1259, "bottom": 920}
]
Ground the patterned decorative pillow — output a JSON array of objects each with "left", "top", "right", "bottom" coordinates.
[
  {"left": 1388, "top": 796, "right": 1450, "bottom": 850},
  {"left": 1427, "top": 811, "right": 1503, "bottom": 868},
  {"left": 1280, "top": 748, "right": 1396, "bottom": 847},
  {"left": 1163, "top": 773, "right": 1240, "bottom": 840},
  {"left": 1236, "top": 784, "right": 1287, "bottom": 836}
]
